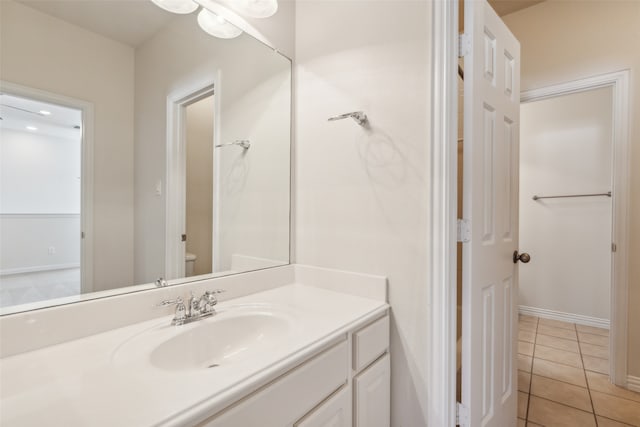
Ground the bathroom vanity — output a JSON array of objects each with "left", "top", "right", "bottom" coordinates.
[{"left": 0, "top": 265, "right": 390, "bottom": 427}]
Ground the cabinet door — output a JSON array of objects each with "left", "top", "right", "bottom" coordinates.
[
  {"left": 296, "top": 386, "right": 351, "bottom": 427},
  {"left": 354, "top": 353, "right": 390, "bottom": 427}
]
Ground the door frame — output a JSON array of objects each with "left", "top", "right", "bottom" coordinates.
[
  {"left": 428, "top": 0, "right": 459, "bottom": 425},
  {"left": 0, "top": 80, "right": 95, "bottom": 293},
  {"left": 520, "top": 70, "right": 631, "bottom": 387},
  {"left": 165, "top": 76, "right": 221, "bottom": 280}
]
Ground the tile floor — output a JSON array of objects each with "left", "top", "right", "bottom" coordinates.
[{"left": 518, "top": 314, "right": 640, "bottom": 426}]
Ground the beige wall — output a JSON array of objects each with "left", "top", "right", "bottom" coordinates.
[
  {"left": 0, "top": 0, "right": 135, "bottom": 292},
  {"left": 294, "top": 1, "right": 431, "bottom": 424},
  {"left": 503, "top": 0, "right": 640, "bottom": 377},
  {"left": 186, "top": 96, "right": 214, "bottom": 276}
]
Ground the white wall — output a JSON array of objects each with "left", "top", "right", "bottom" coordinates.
[
  {"left": 134, "top": 14, "right": 292, "bottom": 282},
  {"left": 1, "top": 129, "right": 80, "bottom": 214},
  {"left": 519, "top": 87, "right": 613, "bottom": 320},
  {"left": 216, "top": 68, "right": 291, "bottom": 271},
  {"left": 503, "top": 0, "right": 640, "bottom": 378},
  {"left": 294, "top": 1, "right": 431, "bottom": 424},
  {"left": 0, "top": 128, "right": 81, "bottom": 273},
  {"left": 0, "top": 0, "right": 135, "bottom": 291}
]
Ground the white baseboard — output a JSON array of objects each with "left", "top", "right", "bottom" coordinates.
[
  {"left": 627, "top": 376, "right": 640, "bottom": 393},
  {"left": 519, "top": 305, "right": 609, "bottom": 329},
  {"left": 0, "top": 263, "right": 80, "bottom": 276}
]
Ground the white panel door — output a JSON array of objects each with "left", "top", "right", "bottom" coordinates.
[
  {"left": 462, "top": 1, "right": 521, "bottom": 426},
  {"left": 296, "top": 386, "right": 351, "bottom": 427}
]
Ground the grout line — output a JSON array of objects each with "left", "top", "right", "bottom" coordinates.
[
  {"left": 576, "top": 322, "right": 599, "bottom": 426},
  {"left": 525, "top": 317, "right": 538, "bottom": 424}
]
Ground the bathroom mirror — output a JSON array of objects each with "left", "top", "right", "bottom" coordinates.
[{"left": 0, "top": 0, "right": 291, "bottom": 314}]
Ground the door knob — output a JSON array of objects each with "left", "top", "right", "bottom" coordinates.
[{"left": 513, "top": 251, "right": 531, "bottom": 264}]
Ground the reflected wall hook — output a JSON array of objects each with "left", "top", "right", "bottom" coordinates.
[
  {"left": 215, "top": 140, "right": 250, "bottom": 150},
  {"left": 328, "top": 111, "right": 368, "bottom": 126}
]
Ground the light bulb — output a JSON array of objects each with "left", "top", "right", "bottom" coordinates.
[
  {"left": 150, "top": 0, "right": 198, "bottom": 14},
  {"left": 197, "top": 9, "right": 243, "bottom": 39}
]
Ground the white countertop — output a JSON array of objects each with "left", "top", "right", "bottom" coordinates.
[{"left": 0, "top": 283, "right": 388, "bottom": 427}]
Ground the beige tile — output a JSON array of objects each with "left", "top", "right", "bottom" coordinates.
[
  {"left": 538, "top": 325, "right": 578, "bottom": 341},
  {"left": 576, "top": 324, "right": 609, "bottom": 336},
  {"left": 519, "top": 340, "right": 534, "bottom": 356},
  {"left": 535, "top": 344, "right": 583, "bottom": 368},
  {"left": 518, "top": 391, "right": 528, "bottom": 419},
  {"left": 518, "top": 370, "right": 531, "bottom": 392},
  {"left": 519, "top": 321, "right": 537, "bottom": 332},
  {"left": 519, "top": 329, "right": 536, "bottom": 343},
  {"left": 528, "top": 395, "right": 596, "bottom": 427},
  {"left": 586, "top": 371, "right": 640, "bottom": 403},
  {"left": 517, "top": 418, "right": 525, "bottom": 427},
  {"left": 578, "top": 332, "right": 609, "bottom": 346},
  {"left": 519, "top": 314, "right": 538, "bottom": 323},
  {"left": 530, "top": 374, "right": 592, "bottom": 412},
  {"left": 579, "top": 342, "right": 609, "bottom": 359},
  {"left": 532, "top": 358, "right": 587, "bottom": 387},
  {"left": 518, "top": 354, "right": 533, "bottom": 373},
  {"left": 526, "top": 422, "right": 544, "bottom": 427},
  {"left": 596, "top": 415, "right": 634, "bottom": 426},
  {"left": 583, "top": 355, "right": 609, "bottom": 375},
  {"left": 536, "top": 333, "right": 580, "bottom": 353},
  {"left": 591, "top": 391, "right": 640, "bottom": 426},
  {"left": 539, "top": 318, "right": 576, "bottom": 330}
]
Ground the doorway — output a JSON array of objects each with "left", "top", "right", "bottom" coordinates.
[
  {"left": 519, "top": 71, "right": 631, "bottom": 388},
  {"left": 165, "top": 81, "right": 218, "bottom": 281},
  {"left": 0, "top": 83, "right": 93, "bottom": 308}
]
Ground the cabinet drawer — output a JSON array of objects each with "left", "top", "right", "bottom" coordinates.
[
  {"left": 201, "top": 340, "right": 348, "bottom": 427},
  {"left": 353, "top": 315, "right": 389, "bottom": 372},
  {"left": 354, "top": 354, "right": 390, "bottom": 427},
  {"left": 295, "top": 386, "right": 351, "bottom": 427}
]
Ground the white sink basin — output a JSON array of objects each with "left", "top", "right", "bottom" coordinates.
[
  {"left": 112, "top": 306, "right": 295, "bottom": 372},
  {"left": 151, "top": 312, "right": 291, "bottom": 371}
]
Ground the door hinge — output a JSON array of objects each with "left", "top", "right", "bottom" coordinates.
[
  {"left": 458, "top": 33, "right": 471, "bottom": 58},
  {"left": 457, "top": 219, "right": 471, "bottom": 243},
  {"left": 81, "top": 231, "right": 85, "bottom": 239},
  {"left": 181, "top": 234, "right": 187, "bottom": 242},
  {"left": 612, "top": 243, "right": 617, "bottom": 253},
  {"left": 456, "top": 402, "right": 470, "bottom": 426}
]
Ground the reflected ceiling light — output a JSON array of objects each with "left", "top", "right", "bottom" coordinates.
[
  {"left": 39, "top": 110, "right": 51, "bottom": 116},
  {"left": 150, "top": 0, "right": 198, "bottom": 14},
  {"left": 26, "top": 125, "right": 38, "bottom": 131},
  {"left": 234, "top": 0, "right": 278, "bottom": 18},
  {"left": 197, "top": 9, "right": 243, "bottom": 39}
]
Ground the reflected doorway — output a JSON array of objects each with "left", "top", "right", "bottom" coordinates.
[
  {"left": 0, "top": 89, "right": 90, "bottom": 308},
  {"left": 184, "top": 94, "right": 214, "bottom": 277}
]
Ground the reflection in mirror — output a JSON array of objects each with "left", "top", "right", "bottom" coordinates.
[{"left": 0, "top": 0, "right": 291, "bottom": 314}]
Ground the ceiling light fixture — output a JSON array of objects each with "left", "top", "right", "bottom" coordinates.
[
  {"left": 150, "top": 0, "right": 198, "bottom": 14},
  {"left": 234, "top": 0, "right": 278, "bottom": 18},
  {"left": 197, "top": 9, "right": 243, "bottom": 39}
]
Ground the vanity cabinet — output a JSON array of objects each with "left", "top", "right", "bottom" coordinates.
[{"left": 198, "top": 313, "right": 390, "bottom": 427}]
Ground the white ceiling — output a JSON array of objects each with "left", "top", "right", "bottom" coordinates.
[
  {"left": 0, "top": 94, "right": 82, "bottom": 140},
  {"left": 17, "top": 0, "right": 177, "bottom": 47}
]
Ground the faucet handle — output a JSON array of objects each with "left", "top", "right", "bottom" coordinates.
[{"left": 202, "top": 289, "right": 225, "bottom": 307}]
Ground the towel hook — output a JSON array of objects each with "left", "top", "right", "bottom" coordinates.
[{"left": 328, "top": 111, "right": 368, "bottom": 126}]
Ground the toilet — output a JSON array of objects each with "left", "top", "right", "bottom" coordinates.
[{"left": 185, "top": 252, "right": 197, "bottom": 277}]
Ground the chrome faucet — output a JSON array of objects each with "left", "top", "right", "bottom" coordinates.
[{"left": 157, "top": 290, "right": 225, "bottom": 325}]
